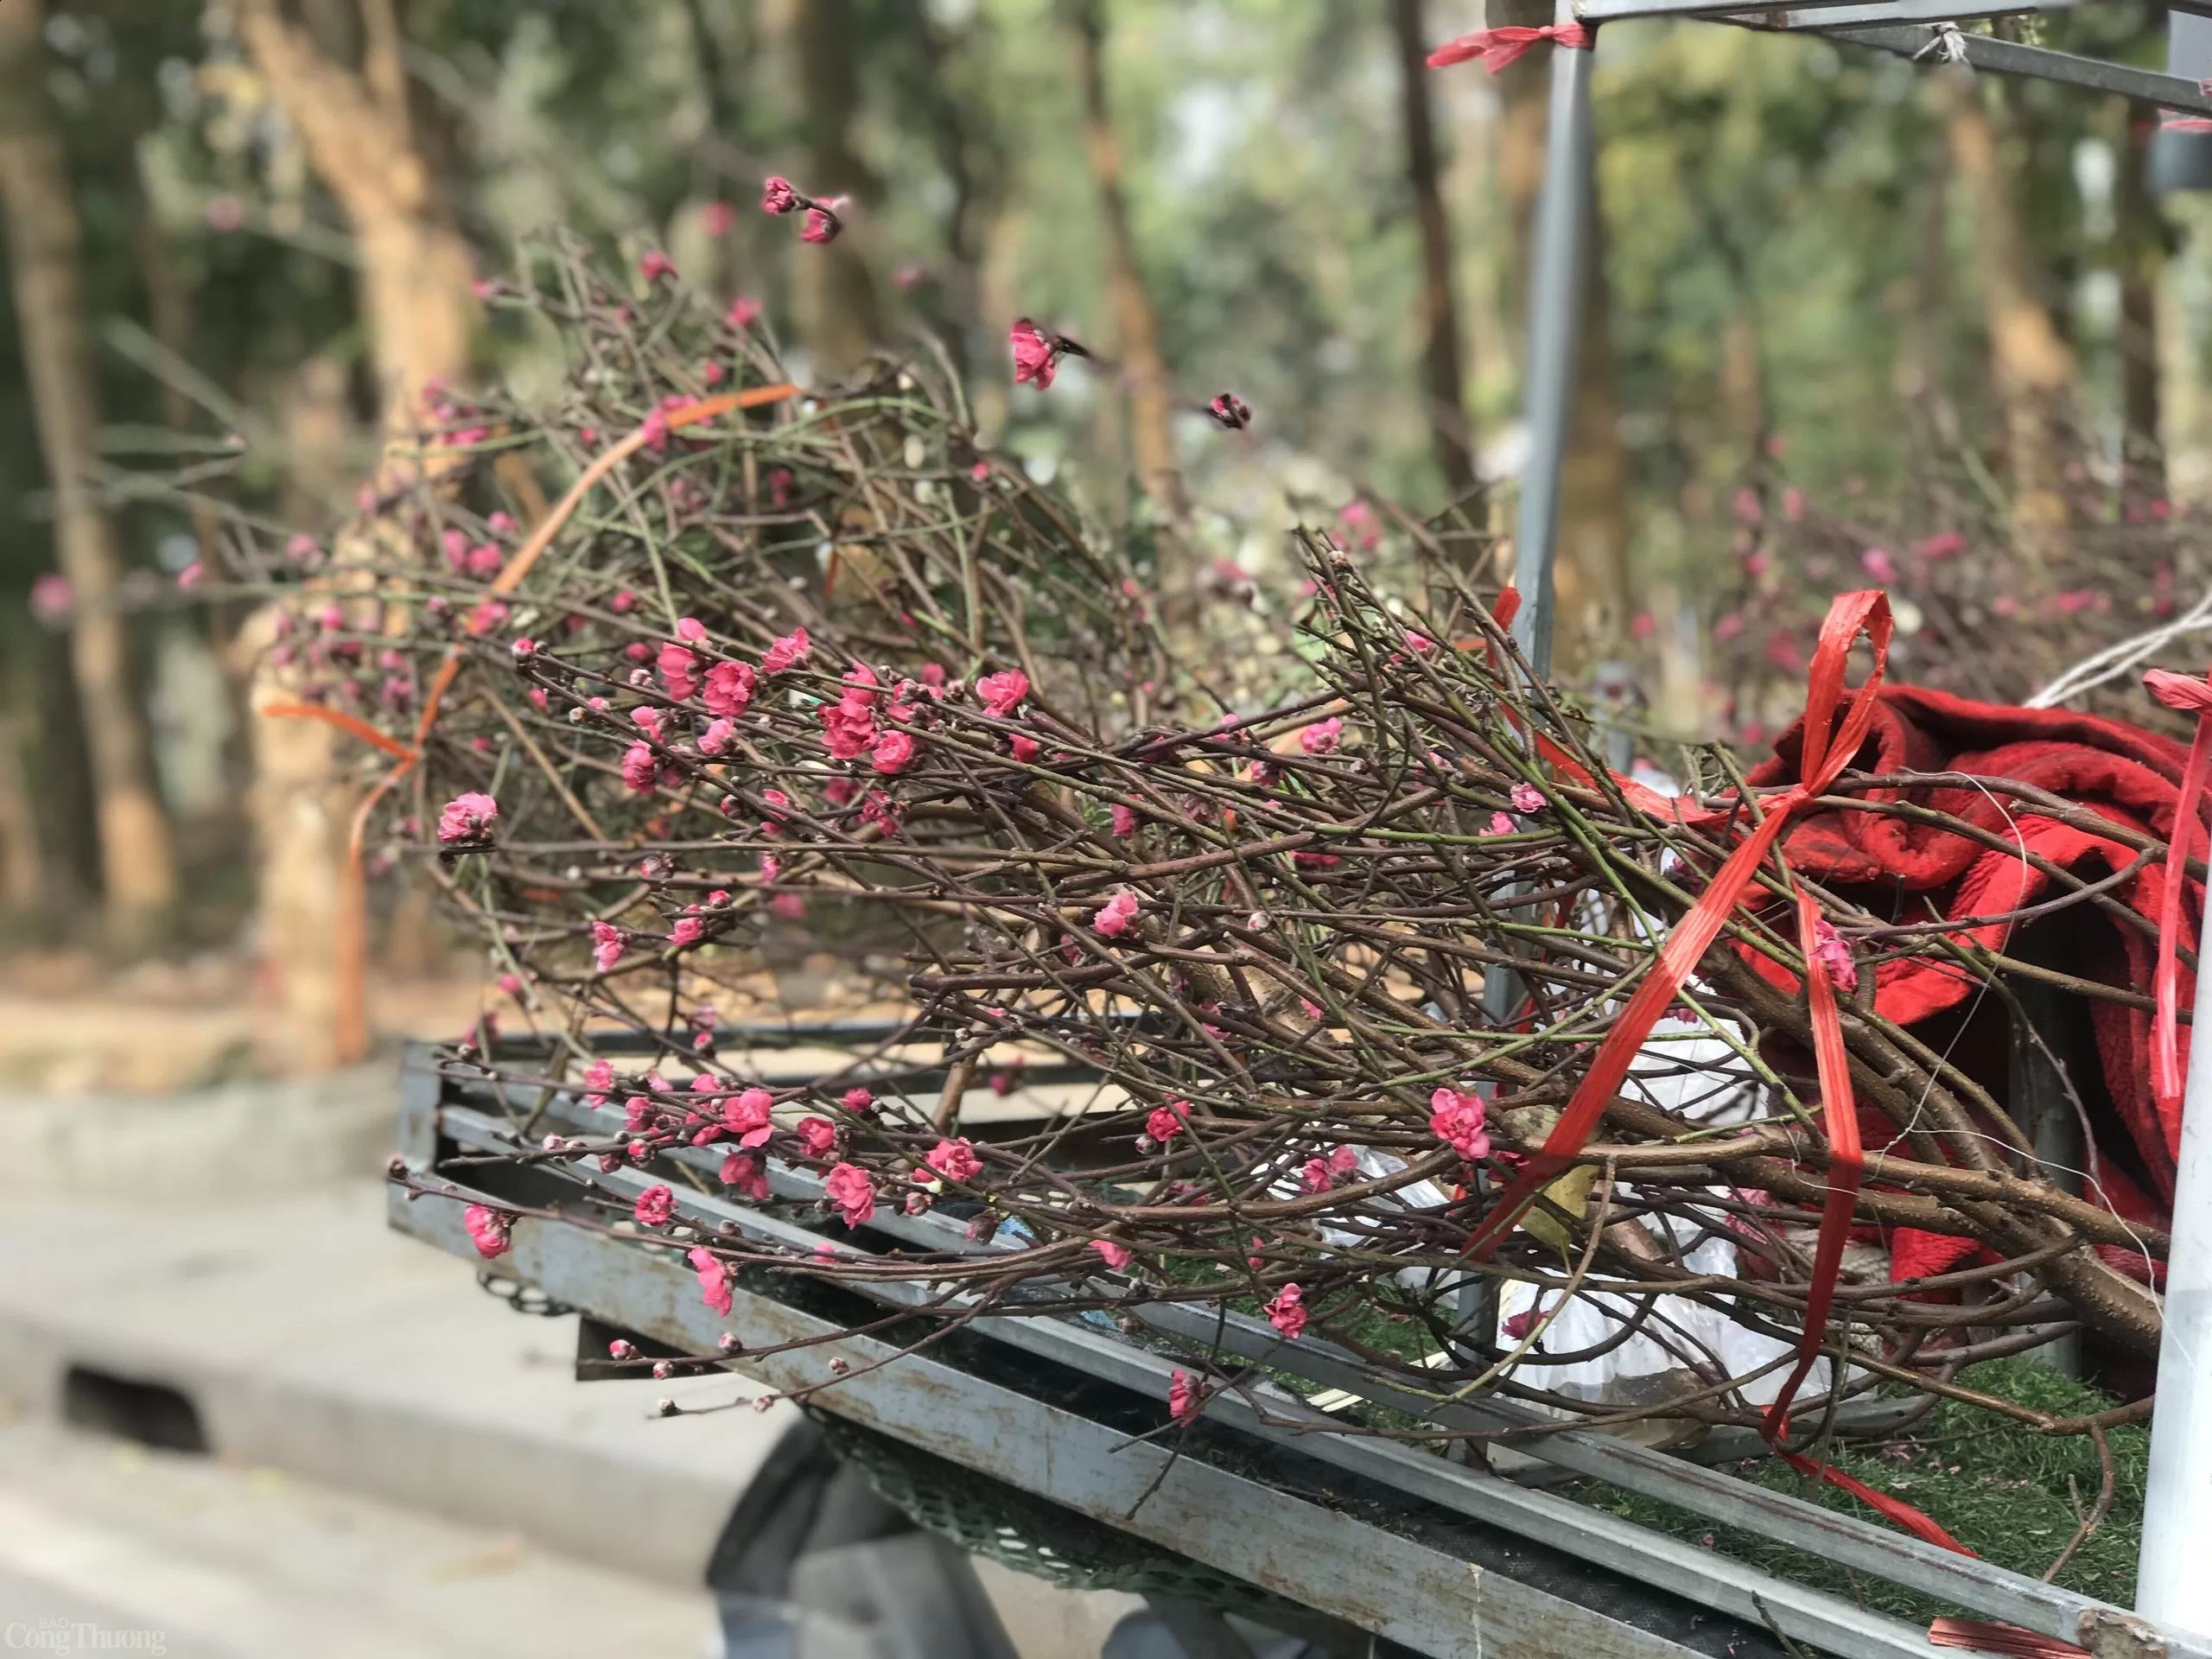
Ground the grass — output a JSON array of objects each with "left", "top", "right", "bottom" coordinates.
[{"left": 1561, "top": 1359, "right": 2147, "bottom": 1620}]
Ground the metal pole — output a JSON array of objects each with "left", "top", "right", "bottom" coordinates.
[
  {"left": 1510, "top": 0, "right": 1598, "bottom": 680},
  {"left": 2140, "top": 957, "right": 2212, "bottom": 1641},
  {"left": 1480, "top": 3, "right": 1599, "bottom": 1355}
]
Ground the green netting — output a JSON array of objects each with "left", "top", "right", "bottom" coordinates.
[{"left": 807, "top": 1407, "right": 1314, "bottom": 1618}]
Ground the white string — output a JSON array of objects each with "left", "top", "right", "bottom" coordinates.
[
  {"left": 2029, "top": 584, "right": 2212, "bottom": 708},
  {"left": 1913, "top": 22, "right": 1970, "bottom": 64}
]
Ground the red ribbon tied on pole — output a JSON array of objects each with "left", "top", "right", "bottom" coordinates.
[
  {"left": 1426, "top": 22, "right": 1594, "bottom": 74},
  {"left": 2145, "top": 665, "right": 2212, "bottom": 1132}
]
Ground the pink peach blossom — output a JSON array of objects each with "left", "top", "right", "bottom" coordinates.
[
  {"left": 870, "top": 730, "right": 914, "bottom": 774},
  {"left": 1265, "top": 1283, "right": 1307, "bottom": 1340},
  {"left": 976, "top": 669, "right": 1029, "bottom": 716},
  {"left": 1010, "top": 319, "right": 1058, "bottom": 389},
  {"left": 820, "top": 702, "right": 875, "bottom": 760},
  {"left": 436, "top": 791, "right": 499, "bottom": 844},
  {"left": 1429, "top": 1087, "right": 1491, "bottom": 1160},
  {"left": 923, "top": 1137, "right": 983, "bottom": 1184},
  {"left": 720, "top": 1152, "right": 770, "bottom": 1200},
  {"left": 762, "top": 627, "right": 810, "bottom": 674},
  {"left": 704, "top": 660, "right": 754, "bottom": 716},
  {"left": 688, "top": 1246, "right": 733, "bottom": 1315},
  {"left": 1093, "top": 888, "right": 1141, "bottom": 938},
  {"left": 464, "top": 1205, "right": 512, "bottom": 1258},
  {"left": 1808, "top": 918, "right": 1859, "bottom": 994},
  {"left": 824, "top": 1161, "right": 876, "bottom": 1227},
  {"left": 721, "top": 1088, "right": 775, "bottom": 1147},
  {"left": 658, "top": 643, "right": 699, "bottom": 700},
  {"left": 1169, "top": 1370, "right": 1198, "bottom": 1421}
]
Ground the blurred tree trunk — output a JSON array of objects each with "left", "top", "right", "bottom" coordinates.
[
  {"left": 1895, "top": 140, "right": 1959, "bottom": 470},
  {"left": 1943, "top": 72, "right": 2075, "bottom": 579},
  {"left": 1070, "top": 0, "right": 1193, "bottom": 627},
  {"left": 131, "top": 180, "right": 235, "bottom": 645},
  {"left": 893, "top": 0, "right": 996, "bottom": 383},
  {"left": 1389, "top": 0, "right": 1478, "bottom": 510},
  {"left": 0, "top": 702, "right": 42, "bottom": 912},
  {"left": 237, "top": 0, "right": 476, "bottom": 428},
  {"left": 0, "top": 0, "right": 180, "bottom": 935},
  {"left": 782, "top": 0, "right": 884, "bottom": 376},
  {"left": 2114, "top": 103, "right": 2164, "bottom": 495},
  {"left": 1489, "top": 0, "right": 1632, "bottom": 669},
  {"left": 972, "top": 203, "right": 1027, "bottom": 443},
  {"left": 235, "top": 0, "right": 480, "bottom": 1072}
]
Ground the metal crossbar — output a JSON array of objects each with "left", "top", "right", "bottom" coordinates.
[{"left": 392, "top": 1046, "right": 2212, "bottom": 1659}]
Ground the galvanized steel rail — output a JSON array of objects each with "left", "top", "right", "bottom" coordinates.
[{"left": 390, "top": 1042, "right": 2209, "bottom": 1659}]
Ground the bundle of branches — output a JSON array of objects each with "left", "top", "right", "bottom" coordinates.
[{"left": 240, "top": 241, "right": 2175, "bottom": 1464}]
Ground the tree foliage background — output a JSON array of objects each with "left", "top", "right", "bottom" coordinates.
[{"left": 4, "top": 0, "right": 2209, "bottom": 1016}]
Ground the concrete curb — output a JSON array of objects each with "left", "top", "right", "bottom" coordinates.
[
  {"left": 0, "top": 1181, "right": 793, "bottom": 1586},
  {"left": 3, "top": 1059, "right": 400, "bottom": 1198}
]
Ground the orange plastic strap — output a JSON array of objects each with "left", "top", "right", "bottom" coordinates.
[
  {"left": 257, "top": 700, "right": 415, "bottom": 761},
  {"left": 261, "top": 381, "right": 800, "bottom": 1055},
  {"left": 1929, "top": 1619, "right": 2089, "bottom": 1658}
]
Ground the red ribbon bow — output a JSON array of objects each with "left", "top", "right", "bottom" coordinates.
[
  {"left": 1460, "top": 590, "right": 1984, "bottom": 1550},
  {"left": 1426, "top": 22, "right": 1594, "bottom": 74},
  {"left": 2146, "top": 666, "right": 2212, "bottom": 1129}
]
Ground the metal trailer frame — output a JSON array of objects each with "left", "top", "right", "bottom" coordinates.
[
  {"left": 1499, "top": 0, "right": 2212, "bottom": 1635},
  {"left": 378, "top": 18, "right": 2212, "bottom": 1643},
  {"left": 392, "top": 1039, "right": 2212, "bottom": 1659}
]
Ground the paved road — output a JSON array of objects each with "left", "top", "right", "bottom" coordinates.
[{"left": 0, "top": 1413, "right": 715, "bottom": 1658}]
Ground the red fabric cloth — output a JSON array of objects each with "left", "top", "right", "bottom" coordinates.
[{"left": 1738, "top": 684, "right": 2191, "bottom": 1273}]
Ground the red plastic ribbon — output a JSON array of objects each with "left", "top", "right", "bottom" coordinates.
[
  {"left": 2146, "top": 665, "right": 2212, "bottom": 1130},
  {"left": 1457, "top": 591, "right": 1976, "bottom": 1542},
  {"left": 1758, "top": 875, "right": 1866, "bottom": 1440},
  {"left": 1427, "top": 22, "right": 1594, "bottom": 74},
  {"left": 1466, "top": 588, "right": 1893, "bottom": 1259},
  {"left": 1779, "top": 1451, "right": 1973, "bottom": 1554}
]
